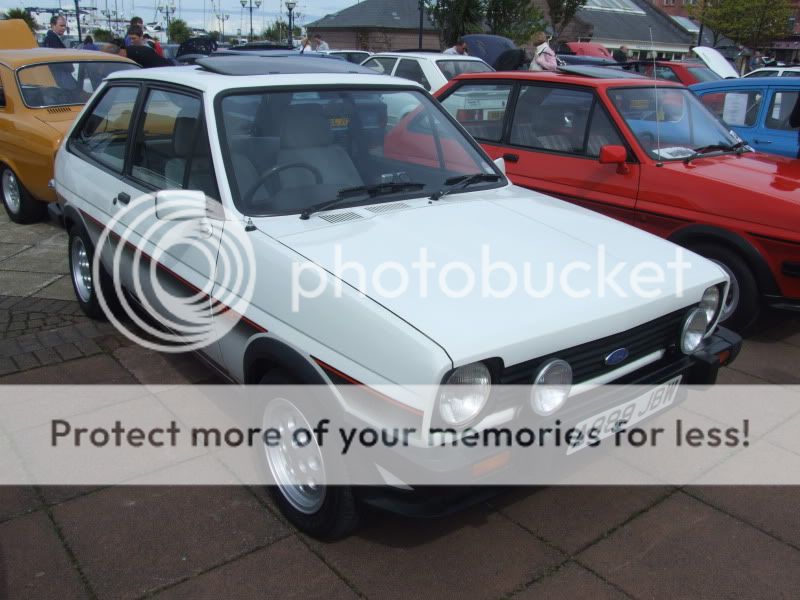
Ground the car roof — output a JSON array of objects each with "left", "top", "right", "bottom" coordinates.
[
  {"left": 690, "top": 77, "right": 800, "bottom": 91},
  {"left": 369, "top": 52, "right": 488, "bottom": 62},
  {"left": 447, "top": 70, "right": 678, "bottom": 88},
  {"left": 0, "top": 48, "right": 135, "bottom": 69},
  {"left": 104, "top": 56, "right": 419, "bottom": 93}
]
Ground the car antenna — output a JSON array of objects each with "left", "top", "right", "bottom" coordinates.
[{"left": 650, "top": 26, "right": 664, "bottom": 167}]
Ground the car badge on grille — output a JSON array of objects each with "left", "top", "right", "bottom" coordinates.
[{"left": 605, "top": 348, "right": 630, "bottom": 366}]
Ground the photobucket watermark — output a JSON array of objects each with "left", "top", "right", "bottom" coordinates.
[{"left": 291, "top": 244, "right": 693, "bottom": 311}]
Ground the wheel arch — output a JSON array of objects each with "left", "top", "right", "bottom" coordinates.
[
  {"left": 243, "top": 336, "right": 330, "bottom": 386},
  {"left": 668, "top": 224, "right": 780, "bottom": 297}
]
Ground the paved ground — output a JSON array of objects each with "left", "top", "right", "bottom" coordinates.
[{"left": 2, "top": 210, "right": 800, "bottom": 599}]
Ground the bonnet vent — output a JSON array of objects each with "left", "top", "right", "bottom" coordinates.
[
  {"left": 318, "top": 211, "right": 363, "bottom": 224},
  {"left": 366, "top": 202, "right": 411, "bottom": 214},
  {"left": 47, "top": 106, "right": 73, "bottom": 114}
]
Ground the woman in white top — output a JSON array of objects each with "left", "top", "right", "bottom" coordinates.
[{"left": 299, "top": 37, "right": 314, "bottom": 53}]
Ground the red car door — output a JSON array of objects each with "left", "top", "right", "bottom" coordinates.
[{"left": 491, "top": 83, "right": 641, "bottom": 224}]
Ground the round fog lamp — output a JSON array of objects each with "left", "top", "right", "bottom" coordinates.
[
  {"left": 680, "top": 308, "right": 708, "bottom": 354},
  {"left": 699, "top": 286, "right": 721, "bottom": 328},
  {"left": 531, "top": 359, "right": 572, "bottom": 416},
  {"left": 438, "top": 362, "right": 491, "bottom": 426}
]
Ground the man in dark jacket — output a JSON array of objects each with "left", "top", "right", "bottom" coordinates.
[
  {"left": 125, "top": 25, "right": 172, "bottom": 68},
  {"left": 43, "top": 15, "right": 67, "bottom": 48}
]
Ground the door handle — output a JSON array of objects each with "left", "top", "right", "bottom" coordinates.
[
  {"left": 114, "top": 192, "right": 131, "bottom": 205},
  {"left": 753, "top": 139, "right": 772, "bottom": 144},
  {"left": 503, "top": 153, "right": 519, "bottom": 163}
]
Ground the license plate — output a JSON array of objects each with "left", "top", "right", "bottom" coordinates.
[{"left": 566, "top": 375, "right": 682, "bottom": 455}]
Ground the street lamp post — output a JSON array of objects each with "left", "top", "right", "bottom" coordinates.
[
  {"left": 217, "top": 13, "right": 229, "bottom": 42},
  {"left": 240, "top": 0, "right": 262, "bottom": 42},
  {"left": 286, "top": 0, "right": 296, "bottom": 47},
  {"left": 158, "top": 1, "right": 176, "bottom": 43}
]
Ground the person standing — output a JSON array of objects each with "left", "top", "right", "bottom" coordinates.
[
  {"left": 748, "top": 50, "right": 765, "bottom": 73},
  {"left": 43, "top": 15, "right": 67, "bottom": 48},
  {"left": 613, "top": 45, "right": 629, "bottom": 63},
  {"left": 529, "top": 31, "right": 557, "bottom": 72},
  {"left": 313, "top": 33, "right": 329, "bottom": 51},
  {"left": 124, "top": 16, "right": 144, "bottom": 47},
  {"left": 444, "top": 38, "right": 468, "bottom": 55},
  {"left": 143, "top": 33, "right": 164, "bottom": 57},
  {"left": 81, "top": 35, "right": 99, "bottom": 51},
  {"left": 125, "top": 25, "right": 171, "bottom": 68}
]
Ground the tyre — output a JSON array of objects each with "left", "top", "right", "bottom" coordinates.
[
  {"left": 259, "top": 372, "right": 359, "bottom": 539},
  {"left": 690, "top": 243, "right": 759, "bottom": 332},
  {"left": 1, "top": 164, "right": 47, "bottom": 224},
  {"left": 68, "top": 224, "right": 116, "bottom": 320}
]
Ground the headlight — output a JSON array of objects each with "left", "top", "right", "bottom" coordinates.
[
  {"left": 699, "top": 285, "right": 721, "bottom": 331},
  {"left": 438, "top": 362, "right": 491, "bottom": 427},
  {"left": 530, "top": 359, "right": 572, "bottom": 416},
  {"left": 680, "top": 308, "right": 708, "bottom": 354}
]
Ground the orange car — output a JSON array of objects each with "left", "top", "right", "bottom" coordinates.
[{"left": 0, "top": 45, "right": 138, "bottom": 222}]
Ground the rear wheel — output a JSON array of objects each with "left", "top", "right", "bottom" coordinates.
[
  {"left": 690, "top": 243, "right": 759, "bottom": 332},
  {"left": 1, "top": 165, "right": 47, "bottom": 224},
  {"left": 68, "top": 224, "right": 118, "bottom": 320},
  {"left": 259, "top": 372, "right": 359, "bottom": 539}
]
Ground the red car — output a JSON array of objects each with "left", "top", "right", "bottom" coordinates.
[
  {"left": 623, "top": 60, "right": 722, "bottom": 85},
  {"left": 434, "top": 70, "right": 800, "bottom": 330}
]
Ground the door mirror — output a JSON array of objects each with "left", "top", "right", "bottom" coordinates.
[
  {"left": 598, "top": 145, "right": 630, "bottom": 174},
  {"left": 493, "top": 156, "right": 506, "bottom": 174},
  {"left": 155, "top": 189, "right": 207, "bottom": 221}
]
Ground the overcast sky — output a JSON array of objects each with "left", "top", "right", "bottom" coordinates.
[{"left": 0, "top": 0, "right": 352, "bottom": 32}]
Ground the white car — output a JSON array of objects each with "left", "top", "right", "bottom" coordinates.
[
  {"left": 743, "top": 66, "right": 800, "bottom": 78},
  {"left": 361, "top": 51, "right": 493, "bottom": 93},
  {"left": 55, "top": 55, "right": 740, "bottom": 538}
]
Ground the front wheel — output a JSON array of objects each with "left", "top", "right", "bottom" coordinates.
[
  {"left": 690, "top": 243, "right": 759, "bottom": 332},
  {"left": 259, "top": 373, "right": 359, "bottom": 539},
  {"left": 1, "top": 164, "right": 46, "bottom": 224}
]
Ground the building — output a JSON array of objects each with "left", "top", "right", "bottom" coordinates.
[
  {"left": 534, "top": 0, "right": 695, "bottom": 60},
  {"left": 645, "top": 0, "right": 696, "bottom": 18},
  {"left": 306, "top": 0, "right": 440, "bottom": 52}
]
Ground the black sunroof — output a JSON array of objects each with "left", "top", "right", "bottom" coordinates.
[
  {"left": 557, "top": 65, "right": 647, "bottom": 79},
  {"left": 195, "top": 55, "right": 376, "bottom": 76}
]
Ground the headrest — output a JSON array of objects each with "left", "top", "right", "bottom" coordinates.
[
  {"left": 173, "top": 116, "right": 197, "bottom": 158},
  {"left": 280, "top": 105, "right": 332, "bottom": 149}
]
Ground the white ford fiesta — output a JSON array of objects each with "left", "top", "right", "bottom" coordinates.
[{"left": 54, "top": 56, "right": 741, "bottom": 538}]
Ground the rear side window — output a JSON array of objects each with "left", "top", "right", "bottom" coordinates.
[
  {"left": 510, "top": 85, "right": 594, "bottom": 155},
  {"left": 765, "top": 91, "right": 800, "bottom": 131},
  {"left": 363, "top": 57, "right": 397, "bottom": 75},
  {"left": 436, "top": 59, "right": 492, "bottom": 81},
  {"left": 699, "top": 90, "right": 763, "bottom": 127},
  {"left": 441, "top": 83, "right": 512, "bottom": 142},
  {"left": 70, "top": 85, "right": 139, "bottom": 172},
  {"left": 394, "top": 59, "right": 431, "bottom": 91},
  {"left": 785, "top": 71, "right": 800, "bottom": 77},
  {"left": 687, "top": 67, "right": 720, "bottom": 83}
]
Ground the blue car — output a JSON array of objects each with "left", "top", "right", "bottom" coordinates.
[{"left": 690, "top": 77, "right": 800, "bottom": 159}]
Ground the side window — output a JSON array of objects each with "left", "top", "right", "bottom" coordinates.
[
  {"left": 765, "top": 91, "right": 800, "bottom": 131},
  {"left": 70, "top": 85, "right": 139, "bottom": 172},
  {"left": 510, "top": 85, "right": 594, "bottom": 155},
  {"left": 394, "top": 59, "right": 431, "bottom": 91},
  {"left": 363, "top": 57, "right": 397, "bottom": 75},
  {"left": 130, "top": 89, "right": 219, "bottom": 200},
  {"left": 586, "top": 105, "right": 625, "bottom": 157},
  {"left": 0, "top": 71, "right": 5, "bottom": 108},
  {"left": 441, "top": 83, "right": 512, "bottom": 142},
  {"left": 785, "top": 72, "right": 800, "bottom": 77},
  {"left": 700, "top": 91, "right": 762, "bottom": 127},
  {"left": 655, "top": 66, "right": 680, "bottom": 83}
]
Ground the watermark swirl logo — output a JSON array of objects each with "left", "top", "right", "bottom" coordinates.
[{"left": 92, "top": 192, "right": 257, "bottom": 353}]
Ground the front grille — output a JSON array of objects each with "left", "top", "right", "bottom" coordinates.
[{"left": 500, "top": 307, "right": 691, "bottom": 385}]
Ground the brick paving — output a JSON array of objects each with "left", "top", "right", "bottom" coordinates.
[{"left": 2, "top": 210, "right": 800, "bottom": 598}]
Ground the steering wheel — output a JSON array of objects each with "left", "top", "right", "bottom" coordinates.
[{"left": 242, "top": 162, "right": 324, "bottom": 205}]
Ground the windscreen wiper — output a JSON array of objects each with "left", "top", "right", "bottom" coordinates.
[
  {"left": 429, "top": 173, "right": 501, "bottom": 201},
  {"left": 299, "top": 182, "right": 425, "bottom": 220},
  {"left": 684, "top": 141, "right": 748, "bottom": 164}
]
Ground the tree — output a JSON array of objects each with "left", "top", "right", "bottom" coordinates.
[
  {"left": 545, "top": 0, "right": 587, "bottom": 40},
  {"left": 486, "top": 0, "right": 547, "bottom": 45},
  {"left": 91, "top": 28, "right": 114, "bottom": 42},
  {"left": 208, "top": 30, "right": 220, "bottom": 41},
  {"left": 4, "top": 8, "right": 38, "bottom": 32},
  {"left": 426, "top": 0, "right": 484, "bottom": 47},
  {"left": 167, "top": 18, "right": 192, "bottom": 44},
  {"left": 262, "top": 19, "right": 300, "bottom": 42},
  {"left": 690, "top": 0, "right": 794, "bottom": 49}
]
